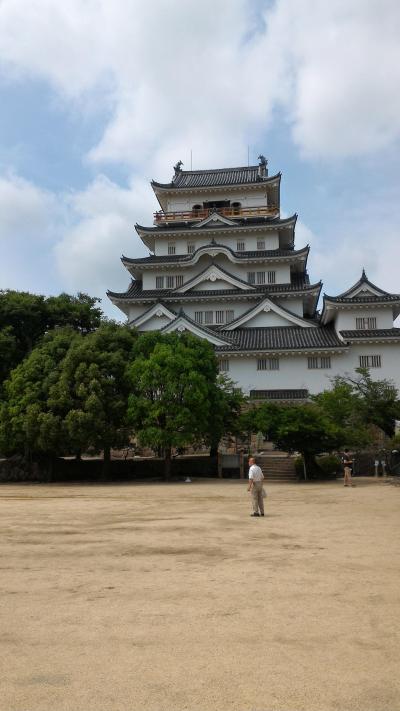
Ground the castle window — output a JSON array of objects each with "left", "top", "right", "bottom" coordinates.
[
  {"left": 257, "top": 240, "right": 265, "bottom": 250},
  {"left": 166, "top": 276, "right": 175, "bottom": 288},
  {"left": 247, "top": 272, "right": 256, "bottom": 284},
  {"left": 359, "top": 355, "right": 381, "bottom": 368},
  {"left": 204, "top": 311, "right": 213, "bottom": 325},
  {"left": 267, "top": 271, "right": 276, "bottom": 284},
  {"left": 194, "top": 311, "right": 203, "bottom": 324},
  {"left": 216, "top": 310, "right": 225, "bottom": 324},
  {"left": 356, "top": 317, "right": 377, "bottom": 329},
  {"left": 168, "top": 242, "right": 176, "bottom": 255},
  {"left": 219, "top": 360, "right": 230, "bottom": 372},
  {"left": 308, "top": 356, "right": 331, "bottom": 369},
  {"left": 257, "top": 357, "right": 279, "bottom": 371},
  {"left": 257, "top": 271, "right": 266, "bottom": 285},
  {"left": 187, "top": 242, "right": 196, "bottom": 254},
  {"left": 156, "top": 276, "right": 164, "bottom": 289},
  {"left": 232, "top": 202, "right": 241, "bottom": 215},
  {"left": 175, "top": 275, "right": 184, "bottom": 287},
  {"left": 225, "top": 310, "right": 234, "bottom": 322},
  {"left": 237, "top": 241, "right": 245, "bottom": 251},
  {"left": 192, "top": 204, "right": 202, "bottom": 214}
]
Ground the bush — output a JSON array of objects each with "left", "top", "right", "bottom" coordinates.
[
  {"left": 295, "top": 454, "right": 341, "bottom": 480},
  {"left": 316, "top": 454, "right": 342, "bottom": 478}
]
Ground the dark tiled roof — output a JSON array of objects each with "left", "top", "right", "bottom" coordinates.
[
  {"left": 340, "top": 329, "right": 400, "bottom": 339},
  {"left": 122, "top": 244, "right": 307, "bottom": 266},
  {"left": 250, "top": 389, "right": 309, "bottom": 401},
  {"left": 151, "top": 167, "right": 280, "bottom": 190},
  {"left": 215, "top": 326, "right": 344, "bottom": 352},
  {"left": 325, "top": 294, "right": 400, "bottom": 304},
  {"left": 325, "top": 270, "right": 400, "bottom": 303},
  {"left": 107, "top": 275, "right": 319, "bottom": 301},
  {"left": 135, "top": 214, "right": 296, "bottom": 234}
]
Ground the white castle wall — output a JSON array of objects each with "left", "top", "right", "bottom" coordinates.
[
  {"left": 335, "top": 308, "right": 394, "bottom": 330},
  {"left": 226, "top": 342, "right": 400, "bottom": 394},
  {"left": 165, "top": 186, "right": 270, "bottom": 213},
  {"left": 153, "top": 230, "right": 281, "bottom": 255}
]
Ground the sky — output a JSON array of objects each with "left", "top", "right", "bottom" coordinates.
[{"left": 0, "top": 0, "right": 399, "bottom": 321}]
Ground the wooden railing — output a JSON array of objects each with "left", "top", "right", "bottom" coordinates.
[{"left": 154, "top": 205, "right": 279, "bottom": 224}]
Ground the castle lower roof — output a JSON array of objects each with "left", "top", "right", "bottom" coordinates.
[
  {"left": 122, "top": 244, "right": 308, "bottom": 268},
  {"left": 340, "top": 328, "right": 400, "bottom": 340},
  {"left": 107, "top": 275, "right": 320, "bottom": 302},
  {"left": 214, "top": 326, "right": 345, "bottom": 352}
]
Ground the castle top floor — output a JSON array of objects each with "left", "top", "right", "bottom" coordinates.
[{"left": 151, "top": 157, "right": 280, "bottom": 225}]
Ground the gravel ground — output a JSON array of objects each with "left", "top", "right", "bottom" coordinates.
[{"left": 1, "top": 478, "right": 399, "bottom": 711}]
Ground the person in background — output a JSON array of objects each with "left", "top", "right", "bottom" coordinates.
[
  {"left": 247, "top": 456, "right": 265, "bottom": 517},
  {"left": 343, "top": 449, "right": 355, "bottom": 487}
]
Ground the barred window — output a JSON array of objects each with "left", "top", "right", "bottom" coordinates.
[
  {"left": 219, "top": 360, "right": 230, "bottom": 372},
  {"left": 216, "top": 310, "right": 225, "bottom": 324},
  {"left": 225, "top": 310, "right": 234, "bottom": 322},
  {"left": 359, "top": 355, "right": 381, "bottom": 368},
  {"left": 166, "top": 276, "right": 175, "bottom": 288},
  {"left": 355, "top": 317, "right": 377, "bottom": 329},
  {"left": 187, "top": 242, "right": 196, "bottom": 254},
  {"left": 156, "top": 276, "right": 164, "bottom": 289},
  {"left": 194, "top": 311, "right": 203, "bottom": 324},
  {"left": 257, "top": 357, "right": 279, "bottom": 371},
  {"left": 168, "top": 242, "right": 176, "bottom": 255},
  {"left": 257, "top": 240, "right": 265, "bottom": 250},
  {"left": 247, "top": 271, "right": 256, "bottom": 284},
  {"left": 237, "top": 241, "right": 245, "bottom": 251},
  {"left": 204, "top": 311, "right": 213, "bottom": 325},
  {"left": 175, "top": 274, "right": 184, "bottom": 287},
  {"left": 267, "top": 271, "right": 276, "bottom": 284},
  {"left": 308, "top": 356, "right": 331, "bottom": 369},
  {"left": 257, "top": 271, "right": 266, "bottom": 284}
]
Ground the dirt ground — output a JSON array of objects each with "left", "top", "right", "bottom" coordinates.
[{"left": 1, "top": 478, "right": 399, "bottom": 711}]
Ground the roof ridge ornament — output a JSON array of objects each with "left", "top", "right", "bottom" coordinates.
[
  {"left": 258, "top": 154, "right": 268, "bottom": 179},
  {"left": 173, "top": 160, "right": 183, "bottom": 177},
  {"left": 362, "top": 268, "right": 367, "bottom": 279}
]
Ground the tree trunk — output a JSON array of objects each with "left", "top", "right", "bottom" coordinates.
[
  {"left": 164, "top": 445, "right": 171, "bottom": 480},
  {"left": 102, "top": 444, "right": 111, "bottom": 479}
]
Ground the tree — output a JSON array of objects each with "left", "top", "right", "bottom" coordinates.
[
  {"left": 0, "top": 289, "right": 103, "bottom": 385},
  {"left": 0, "top": 328, "right": 80, "bottom": 462},
  {"left": 206, "top": 375, "right": 245, "bottom": 457},
  {"left": 0, "top": 324, "right": 137, "bottom": 476},
  {"left": 313, "top": 369, "right": 400, "bottom": 441},
  {"left": 127, "top": 331, "right": 221, "bottom": 478},
  {"left": 49, "top": 323, "right": 137, "bottom": 472}
]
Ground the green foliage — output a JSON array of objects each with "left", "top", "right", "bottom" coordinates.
[
  {"left": 0, "top": 289, "right": 103, "bottom": 385},
  {"left": 313, "top": 369, "right": 400, "bottom": 442},
  {"left": 127, "top": 331, "right": 237, "bottom": 475},
  {"left": 0, "top": 328, "right": 80, "bottom": 458},
  {"left": 316, "top": 454, "right": 342, "bottom": 477},
  {"left": 0, "top": 324, "right": 136, "bottom": 468}
]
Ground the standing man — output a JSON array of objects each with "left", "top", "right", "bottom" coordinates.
[
  {"left": 343, "top": 449, "right": 355, "bottom": 487},
  {"left": 247, "top": 456, "right": 265, "bottom": 517}
]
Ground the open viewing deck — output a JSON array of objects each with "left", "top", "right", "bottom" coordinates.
[{"left": 154, "top": 204, "right": 279, "bottom": 225}]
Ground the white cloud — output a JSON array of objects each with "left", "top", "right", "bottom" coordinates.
[
  {"left": 54, "top": 175, "right": 157, "bottom": 299},
  {"left": 0, "top": 173, "right": 57, "bottom": 241},
  {"left": 1, "top": 0, "right": 399, "bottom": 163}
]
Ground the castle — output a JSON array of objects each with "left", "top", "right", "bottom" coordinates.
[{"left": 108, "top": 157, "right": 400, "bottom": 399}]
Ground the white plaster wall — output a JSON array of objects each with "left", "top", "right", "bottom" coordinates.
[
  {"left": 166, "top": 187, "right": 269, "bottom": 212},
  {"left": 153, "top": 231, "right": 281, "bottom": 255},
  {"left": 275, "top": 298, "right": 304, "bottom": 316},
  {"left": 335, "top": 308, "right": 394, "bottom": 330},
  {"left": 226, "top": 343, "right": 400, "bottom": 394},
  {"left": 138, "top": 315, "right": 172, "bottom": 331},
  {"left": 243, "top": 311, "right": 300, "bottom": 327}
]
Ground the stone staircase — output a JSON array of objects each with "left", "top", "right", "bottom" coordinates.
[{"left": 256, "top": 454, "right": 298, "bottom": 482}]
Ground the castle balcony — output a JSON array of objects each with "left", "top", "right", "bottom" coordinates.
[{"left": 153, "top": 204, "right": 279, "bottom": 225}]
